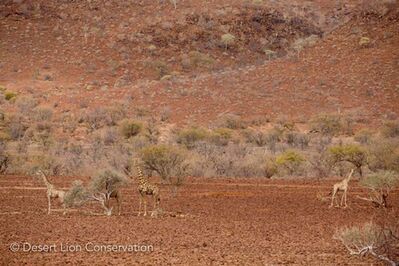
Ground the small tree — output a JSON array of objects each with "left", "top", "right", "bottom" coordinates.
[
  {"left": 358, "top": 171, "right": 399, "bottom": 208},
  {"left": 176, "top": 127, "right": 208, "bottom": 149},
  {"left": 310, "top": 113, "right": 342, "bottom": 136},
  {"left": 221, "top": 33, "right": 235, "bottom": 50},
  {"left": 140, "top": 145, "right": 188, "bottom": 192},
  {"left": 64, "top": 180, "right": 89, "bottom": 208},
  {"left": 88, "top": 170, "right": 127, "bottom": 215},
  {"left": 120, "top": 119, "right": 142, "bottom": 139},
  {"left": 328, "top": 144, "right": 367, "bottom": 176},
  {"left": 275, "top": 150, "right": 305, "bottom": 176},
  {"left": 334, "top": 222, "right": 398, "bottom": 266}
]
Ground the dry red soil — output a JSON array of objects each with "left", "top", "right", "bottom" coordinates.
[
  {"left": 1, "top": 1, "right": 398, "bottom": 125},
  {"left": 1, "top": 175, "right": 398, "bottom": 265}
]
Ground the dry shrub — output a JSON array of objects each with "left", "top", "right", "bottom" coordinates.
[
  {"left": 310, "top": 113, "right": 342, "bottom": 136},
  {"left": 177, "top": 127, "right": 208, "bottom": 149},
  {"left": 243, "top": 129, "right": 269, "bottom": 147},
  {"left": 88, "top": 169, "right": 127, "bottom": 215},
  {"left": 16, "top": 95, "right": 38, "bottom": 114},
  {"left": 221, "top": 33, "right": 236, "bottom": 49},
  {"left": 285, "top": 131, "right": 310, "bottom": 149},
  {"left": 145, "top": 60, "right": 170, "bottom": 79},
  {"left": 181, "top": 51, "right": 214, "bottom": 70},
  {"left": 0, "top": 141, "right": 9, "bottom": 174},
  {"left": 367, "top": 138, "right": 399, "bottom": 172},
  {"left": 81, "top": 107, "right": 125, "bottom": 130},
  {"left": 64, "top": 180, "right": 89, "bottom": 208},
  {"left": 217, "top": 114, "right": 247, "bottom": 130},
  {"left": 120, "top": 119, "right": 143, "bottom": 139},
  {"left": 354, "top": 129, "right": 374, "bottom": 144},
  {"left": 359, "top": 171, "right": 399, "bottom": 207},
  {"left": 33, "top": 105, "right": 53, "bottom": 122},
  {"left": 334, "top": 221, "right": 398, "bottom": 265},
  {"left": 307, "top": 136, "right": 334, "bottom": 177},
  {"left": 209, "top": 128, "right": 233, "bottom": 146},
  {"left": 381, "top": 120, "right": 399, "bottom": 138}
]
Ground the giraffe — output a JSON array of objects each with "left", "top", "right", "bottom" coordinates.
[
  {"left": 330, "top": 169, "right": 354, "bottom": 208},
  {"left": 36, "top": 169, "right": 67, "bottom": 215},
  {"left": 134, "top": 164, "right": 160, "bottom": 217},
  {"left": 105, "top": 178, "right": 122, "bottom": 216}
]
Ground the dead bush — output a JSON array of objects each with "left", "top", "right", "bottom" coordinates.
[
  {"left": 306, "top": 136, "right": 333, "bottom": 177},
  {"left": 310, "top": 113, "right": 342, "bottom": 136},
  {"left": 243, "top": 129, "right": 269, "bottom": 147},
  {"left": 81, "top": 107, "right": 123, "bottom": 130},
  {"left": 354, "top": 129, "right": 374, "bottom": 144},
  {"left": 0, "top": 141, "right": 9, "bottom": 174},
  {"left": 217, "top": 114, "right": 247, "bottom": 130},
  {"left": 285, "top": 131, "right": 310, "bottom": 149},
  {"left": 358, "top": 171, "right": 399, "bottom": 208},
  {"left": 88, "top": 169, "right": 127, "bottom": 215},
  {"left": 334, "top": 221, "right": 398, "bottom": 265},
  {"left": 33, "top": 105, "right": 53, "bottom": 122},
  {"left": 381, "top": 120, "right": 399, "bottom": 138},
  {"left": 16, "top": 95, "right": 38, "bottom": 114},
  {"left": 367, "top": 138, "right": 399, "bottom": 172}
]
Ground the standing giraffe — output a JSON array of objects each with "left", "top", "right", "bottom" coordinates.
[
  {"left": 329, "top": 169, "right": 354, "bottom": 208},
  {"left": 36, "top": 169, "right": 67, "bottom": 215},
  {"left": 134, "top": 164, "right": 160, "bottom": 217}
]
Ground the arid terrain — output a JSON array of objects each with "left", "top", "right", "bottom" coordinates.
[
  {"left": 1, "top": 175, "right": 398, "bottom": 265},
  {"left": 1, "top": 0, "right": 399, "bottom": 265}
]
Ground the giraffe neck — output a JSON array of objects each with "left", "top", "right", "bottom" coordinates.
[
  {"left": 40, "top": 172, "right": 52, "bottom": 188},
  {"left": 136, "top": 166, "right": 148, "bottom": 186},
  {"left": 346, "top": 170, "right": 354, "bottom": 182}
]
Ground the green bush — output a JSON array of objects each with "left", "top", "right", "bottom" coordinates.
[
  {"left": 209, "top": 128, "right": 233, "bottom": 146},
  {"left": 5, "top": 91, "right": 17, "bottom": 101},
  {"left": 328, "top": 144, "right": 367, "bottom": 176},
  {"left": 177, "top": 127, "right": 208, "bottom": 148},
  {"left": 64, "top": 180, "right": 89, "bottom": 208},
  {"left": 140, "top": 145, "right": 188, "bottom": 186},
  {"left": 120, "top": 119, "right": 143, "bottom": 139},
  {"left": 275, "top": 150, "right": 305, "bottom": 175},
  {"left": 221, "top": 33, "right": 235, "bottom": 49}
]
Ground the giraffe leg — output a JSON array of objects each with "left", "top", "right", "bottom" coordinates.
[
  {"left": 62, "top": 203, "right": 66, "bottom": 215},
  {"left": 343, "top": 191, "right": 348, "bottom": 208},
  {"left": 47, "top": 195, "right": 51, "bottom": 214},
  {"left": 339, "top": 191, "right": 345, "bottom": 207},
  {"left": 116, "top": 195, "right": 121, "bottom": 216},
  {"left": 329, "top": 188, "right": 336, "bottom": 208},
  {"left": 143, "top": 197, "right": 147, "bottom": 216},
  {"left": 138, "top": 196, "right": 142, "bottom": 216}
]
